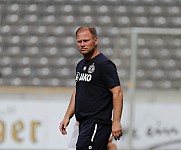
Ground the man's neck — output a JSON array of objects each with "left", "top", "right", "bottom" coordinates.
[{"left": 84, "top": 49, "right": 100, "bottom": 60}]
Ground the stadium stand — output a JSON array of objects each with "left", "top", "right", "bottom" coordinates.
[{"left": 0, "top": 0, "right": 181, "bottom": 90}]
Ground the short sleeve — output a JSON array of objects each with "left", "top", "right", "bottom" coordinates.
[{"left": 100, "top": 61, "right": 120, "bottom": 89}]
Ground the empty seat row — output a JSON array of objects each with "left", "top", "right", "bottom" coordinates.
[
  {"left": 1, "top": 14, "right": 181, "bottom": 27},
  {"left": 0, "top": 77, "right": 180, "bottom": 89},
  {"left": 0, "top": 77, "right": 75, "bottom": 87},
  {"left": 1, "top": 2, "right": 181, "bottom": 15}
]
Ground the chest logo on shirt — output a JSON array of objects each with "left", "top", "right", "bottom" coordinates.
[
  {"left": 88, "top": 63, "right": 95, "bottom": 74},
  {"left": 83, "top": 66, "right": 87, "bottom": 71},
  {"left": 75, "top": 72, "right": 92, "bottom": 82}
]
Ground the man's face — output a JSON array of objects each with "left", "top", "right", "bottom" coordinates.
[{"left": 76, "top": 29, "right": 98, "bottom": 56}]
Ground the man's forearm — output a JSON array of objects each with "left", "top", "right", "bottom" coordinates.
[
  {"left": 112, "top": 87, "right": 123, "bottom": 122},
  {"left": 64, "top": 88, "right": 76, "bottom": 120}
]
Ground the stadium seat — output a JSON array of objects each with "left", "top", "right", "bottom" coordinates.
[{"left": 0, "top": 0, "right": 181, "bottom": 89}]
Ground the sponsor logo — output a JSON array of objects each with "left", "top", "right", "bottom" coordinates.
[{"left": 75, "top": 72, "right": 92, "bottom": 82}]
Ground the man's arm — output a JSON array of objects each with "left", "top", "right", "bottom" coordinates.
[
  {"left": 59, "top": 88, "right": 76, "bottom": 135},
  {"left": 110, "top": 86, "right": 123, "bottom": 140}
]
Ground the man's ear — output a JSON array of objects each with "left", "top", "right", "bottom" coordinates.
[{"left": 95, "top": 37, "right": 98, "bottom": 46}]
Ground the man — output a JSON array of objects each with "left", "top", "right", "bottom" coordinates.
[{"left": 59, "top": 26, "right": 123, "bottom": 150}]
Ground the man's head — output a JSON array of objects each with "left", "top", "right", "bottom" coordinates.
[
  {"left": 76, "top": 26, "right": 97, "bottom": 38},
  {"left": 76, "top": 26, "right": 98, "bottom": 58}
]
